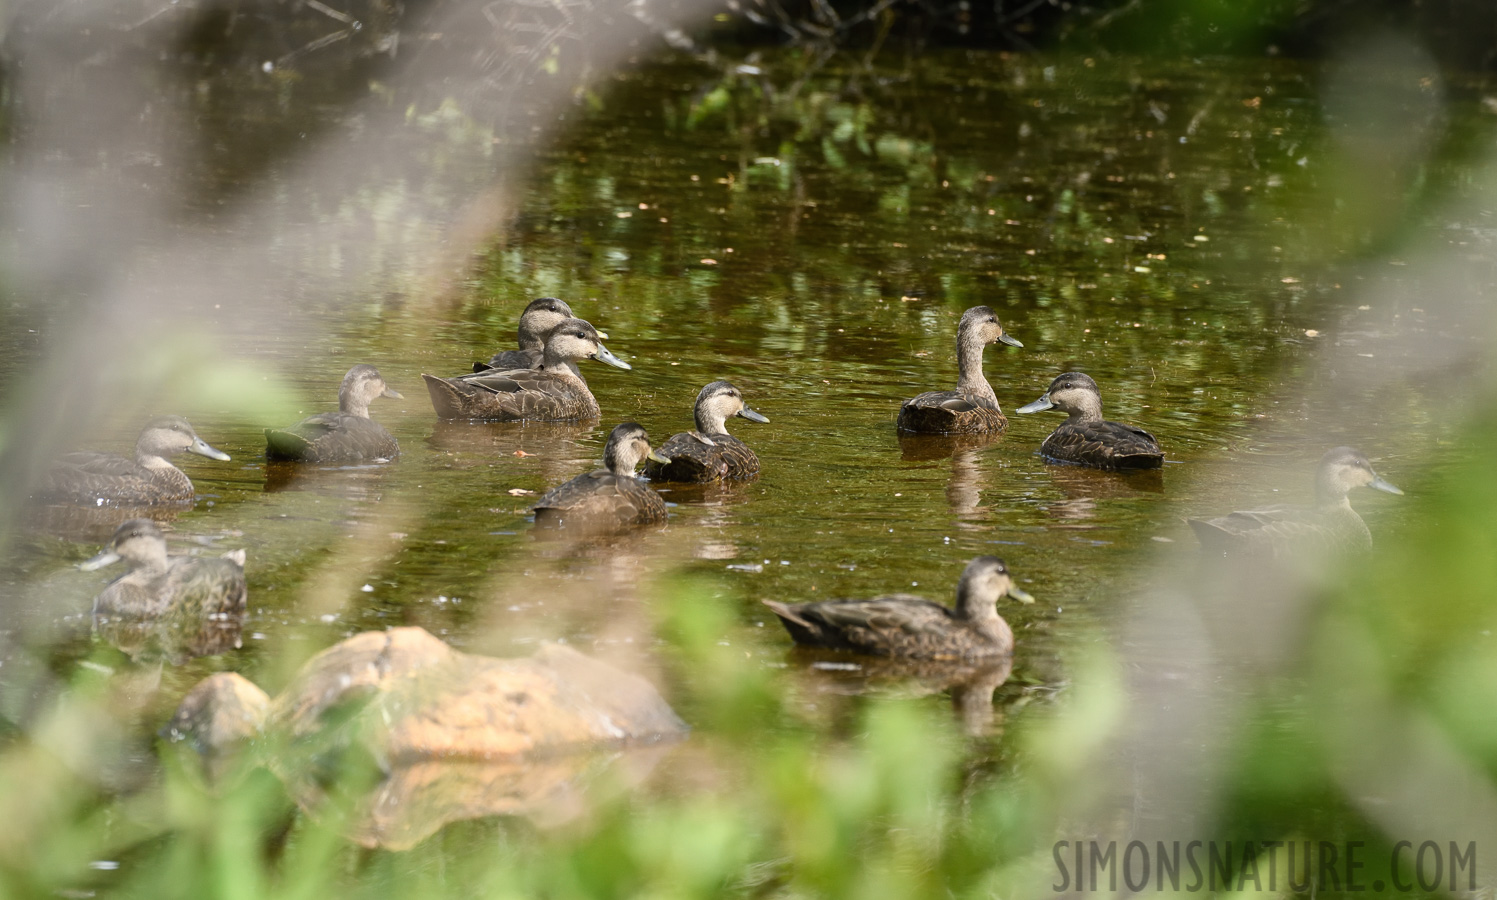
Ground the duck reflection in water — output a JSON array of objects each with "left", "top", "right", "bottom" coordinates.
[
  {"left": 897, "top": 432, "right": 1001, "bottom": 525},
  {"left": 785, "top": 651, "right": 1016, "bottom": 737}
]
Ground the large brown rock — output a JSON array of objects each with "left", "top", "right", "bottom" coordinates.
[{"left": 162, "top": 671, "right": 271, "bottom": 753}]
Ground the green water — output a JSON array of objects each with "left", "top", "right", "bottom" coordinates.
[{"left": 4, "top": 46, "right": 1480, "bottom": 852}]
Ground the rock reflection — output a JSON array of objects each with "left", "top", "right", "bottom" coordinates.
[{"left": 784, "top": 648, "right": 1014, "bottom": 736}]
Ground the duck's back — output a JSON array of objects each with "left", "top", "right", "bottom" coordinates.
[
  {"left": 645, "top": 432, "right": 760, "bottom": 482},
  {"left": 423, "top": 369, "right": 597, "bottom": 421},
  {"left": 1041, "top": 420, "right": 1163, "bottom": 469},
  {"left": 485, "top": 348, "right": 544, "bottom": 370},
  {"left": 534, "top": 471, "right": 667, "bottom": 528},
  {"left": 897, "top": 392, "right": 1007, "bottom": 435},
  {"left": 39, "top": 452, "right": 194, "bottom": 505},
  {"left": 95, "top": 556, "right": 247, "bottom": 662},
  {"left": 763, "top": 594, "right": 1007, "bottom": 661},
  {"left": 1190, "top": 504, "right": 1371, "bottom": 557},
  {"left": 266, "top": 413, "right": 399, "bottom": 463}
]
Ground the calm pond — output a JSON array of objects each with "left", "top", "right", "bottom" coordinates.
[{"left": 2, "top": 43, "right": 1478, "bottom": 857}]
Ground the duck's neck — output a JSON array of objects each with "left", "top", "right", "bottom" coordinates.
[
  {"left": 135, "top": 448, "right": 177, "bottom": 470},
  {"left": 129, "top": 544, "right": 171, "bottom": 574},
  {"left": 605, "top": 450, "right": 639, "bottom": 479},
  {"left": 539, "top": 355, "right": 584, "bottom": 380},
  {"left": 339, "top": 391, "right": 371, "bottom": 419},
  {"left": 954, "top": 583, "right": 1010, "bottom": 644},
  {"left": 954, "top": 335, "right": 996, "bottom": 404},
  {"left": 694, "top": 408, "right": 729, "bottom": 436},
  {"left": 517, "top": 325, "right": 544, "bottom": 351},
  {"left": 1064, "top": 396, "right": 1105, "bottom": 425}
]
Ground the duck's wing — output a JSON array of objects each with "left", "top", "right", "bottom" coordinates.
[
  {"left": 52, "top": 451, "right": 140, "bottom": 478},
  {"left": 645, "top": 432, "right": 731, "bottom": 482},
  {"left": 38, "top": 452, "right": 160, "bottom": 501},
  {"left": 897, "top": 392, "right": 1005, "bottom": 435},
  {"left": 535, "top": 472, "right": 666, "bottom": 527},
  {"left": 424, "top": 370, "right": 595, "bottom": 421},
  {"left": 1043, "top": 421, "right": 1163, "bottom": 468},
  {"left": 485, "top": 348, "right": 543, "bottom": 370},
  {"left": 1189, "top": 504, "right": 1328, "bottom": 552},
  {"left": 764, "top": 594, "right": 956, "bottom": 643},
  {"left": 268, "top": 414, "right": 397, "bottom": 463}
]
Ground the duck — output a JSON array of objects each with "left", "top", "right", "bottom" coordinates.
[
  {"left": 472, "top": 297, "right": 583, "bottom": 373},
  {"left": 422, "top": 318, "right": 630, "bottom": 421},
  {"left": 643, "top": 381, "right": 769, "bottom": 482},
  {"left": 1189, "top": 446, "right": 1402, "bottom": 556},
  {"left": 1015, "top": 372, "right": 1163, "bottom": 469},
  {"left": 81, "top": 518, "right": 247, "bottom": 661},
  {"left": 533, "top": 422, "right": 671, "bottom": 529},
  {"left": 265, "top": 364, "right": 403, "bottom": 463},
  {"left": 35, "top": 416, "right": 231, "bottom": 506},
  {"left": 896, "top": 306, "right": 1023, "bottom": 434},
  {"left": 762, "top": 556, "right": 1035, "bottom": 661}
]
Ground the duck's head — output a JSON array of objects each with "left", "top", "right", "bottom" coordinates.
[
  {"left": 137, "top": 416, "right": 230, "bottom": 461},
  {"left": 603, "top": 422, "right": 669, "bottom": 477},
  {"left": 957, "top": 306, "right": 1023, "bottom": 350},
  {"left": 1317, "top": 446, "right": 1402, "bottom": 501},
  {"left": 543, "top": 318, "right": 630, "bottom": 370},
  {"left": 693, "top": 380, "right": 769, "bottom": 435},
  {"left": 80, "top": 518, "right": 169, "bottom": 571},
  {"left": 339, "top": 364, "right": 402, "bottom": 416},
  {"left": 955, "top": 555, "right": 1035, "bottom": 616},
  {"left": 1017, "top": 372, "right": 1103, "bottom": 420},
  {"left": 517, "top": 298, "right": 589, "bottom": 347}
]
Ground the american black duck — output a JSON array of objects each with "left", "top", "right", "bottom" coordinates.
[
  {"left": 422, "top": 318, "right": 630, "bottom": 421},
  {"left": 533, "top": 422, "right": 671, "bottom": 529},
  {"left": 1016, "top": 372, "right": 1163, "bottom": 469},
  {"left": 473, "top": 297, "right": 583, "bottom": 372},
  {"left": 643, "top": 381, "right": 769, "bottom": 483},
  {"left": 81, "top": 518, "right": 247, "bottom": 661},
  {"left": 1189, "top": 446, "right": 1402, "bottom": 556},
  {"left": 265, "top": 364, "right": 403, "bottom": 463},
  {"left": 36, "top": 416, "right": 230, "bottom": 506},
  {"left": 762, "top": 556, "right": 1035, "bottom": 661},
  {"left": 896, "top": 306, "right": 1023, "bottom": 435}
]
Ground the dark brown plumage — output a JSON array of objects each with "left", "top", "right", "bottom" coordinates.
[
  {"left": 897, "top": 306, "right": 1023, "bottom": 435},
  {"left": 533, "top": 423, "right": 670, "bottom": 530},
  {"left": 265, "top": 364, "right": 402, "bottom": 463},
  {"left": 1016, "top": 372, "right": 1163, "bottom": 469},
  {"left": 762, "top": 556, "right": 1035, "bottom": 662},
  {"left": 1189, "top": 446, "right": 1402, "bottom": 557},
  {"left": 423, "top": 318, "right": 630, "bottom": 421},
  {"left": 35, "top": 416, "right": 231, "bottom": 506},
  {"left": 472, "top": 298, "right": 576, "bottom": 372},
  {"left": 81, "top": 519, "right": 248, "bottom": 663},
  {"left": 644, "top": 381, "right": 770, "bottom": 483}
]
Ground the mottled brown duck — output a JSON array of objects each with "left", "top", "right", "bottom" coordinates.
[
  {"left": 896, "top": 306, "right": 1023, "bottom": 434},
  {"left": 1189, "top": 447, "right": 1402, "bottom": 556},
  {"left": 35, "top": 416, "right": 231, "bottom": 506},
  {"left": 265, "top": 364, "right": 403, "bottom": 463},
  {"left": 533, "top": 423, "right": 671, "bottom": 530},
  {"left": 472, "top": 297, "right": 584, "bottom": 372},
  {"left": 643, "top": 381, "right": 770, "bottom": 483},
  {"left": 81, "top": 518, "right": 247, "bottom": 662},
  {"left": 762, "top": 556, "right": 1035, "bottom": 661},
  {"left": 1016, "top": 372, "right": 1163, "bottom": 470},
  {"left": 423, "top": 319, "right": 630, "bottom": 421}
]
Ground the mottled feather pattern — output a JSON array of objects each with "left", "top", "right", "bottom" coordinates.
[
  {"left": 896, "top": 392, "right": 1007, "bottom": 435},
  {"left": 265, "top": 414, "right": 399, "bottom": 463},
  {"left": 1039, "top": 421, "right": 1163, "bottom": 469},
  {"left": 486, "top": 348, "right": 543, "bottom": 370},
  {"left": 37, "top": 453, "right": 196, "bottom": 505},
  {"left": 763, "top": 595, "right": 1010, "bottom": 661},
  {"left": 93, "top": 555, "right": 248, "bottom": 663},
  {"left": 533, "top": 471, "right": 668, "bottom": 528},
  {"left": 645, "top": 433, "right": 760, "bottom": 482},
  {"left": 1189, "top": 504, "right": 1372, "bottom": 557},
  {"left": 423, "top": 370, "right": 600, "bottom": 421}
]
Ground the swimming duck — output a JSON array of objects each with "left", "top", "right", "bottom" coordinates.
[
  {"left": 81, "top": 518, "right": 247, "bottom": 661},
  {"left": 533, "top": 423, "right": 671, "bottom": 529},
  {"left": 643, "top": 381, "right": 769, "bottom": 482},
  {"left": 1189, "top": 446, "right": 1402, "bottom": 556},
  {"left": 896, "top": 306, "right": 1023, "bottom": 434},
  {"left": 1016, "top": 372, "right": 1163, "bottom": 469},
  {"left": 423, "top": 318, "right": 630, "bottom": 421},
  {"left": 36, "top": 416, "right": 231, "bottom": 506},
  {"left": 472, "top": 297, "right": 580, "bottom": 372},
  {"left": 762, "top": 556, "right": 1035, "bottom": 661},
  {"left": 265, "top": 364, "right": 403, "bottom": 463}
]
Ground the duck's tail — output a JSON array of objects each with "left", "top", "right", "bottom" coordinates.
[
  {"left": 422, "top": 374, "right": 470, "bottom": 419},
  {"left": 264, "top": 428, "right": 312, "bottom": 461}
]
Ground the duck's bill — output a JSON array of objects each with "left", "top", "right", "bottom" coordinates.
[
  {"left": 1007, "top": 585, "right": 1036, "bottom": 604},
  {"left": 648, "top": 450, "right": 672, "bottom": 464},
  {"left": 382, "top": 387, "right": 404, "bottom": 400},
  {"left": 79, "top": 550, "right": 121, "bottom": 572},
  {"left": 1369, "top": 478, "right": 1403, "bottom": 495},
  {"left": 999, "top": 333, "right": 1024, "bottom": 348},
  {"left": 1015, "top": 395, "right": 1053, "bottom": 414},
  {"left": 738, "top": 406, "right": 770, "bottom": 424},
  {"left": 593, "top": 344, "right": 632, "bottom": 370},
  {"left": 189, "top": 438, "right": 232, "bottom": 461}
]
